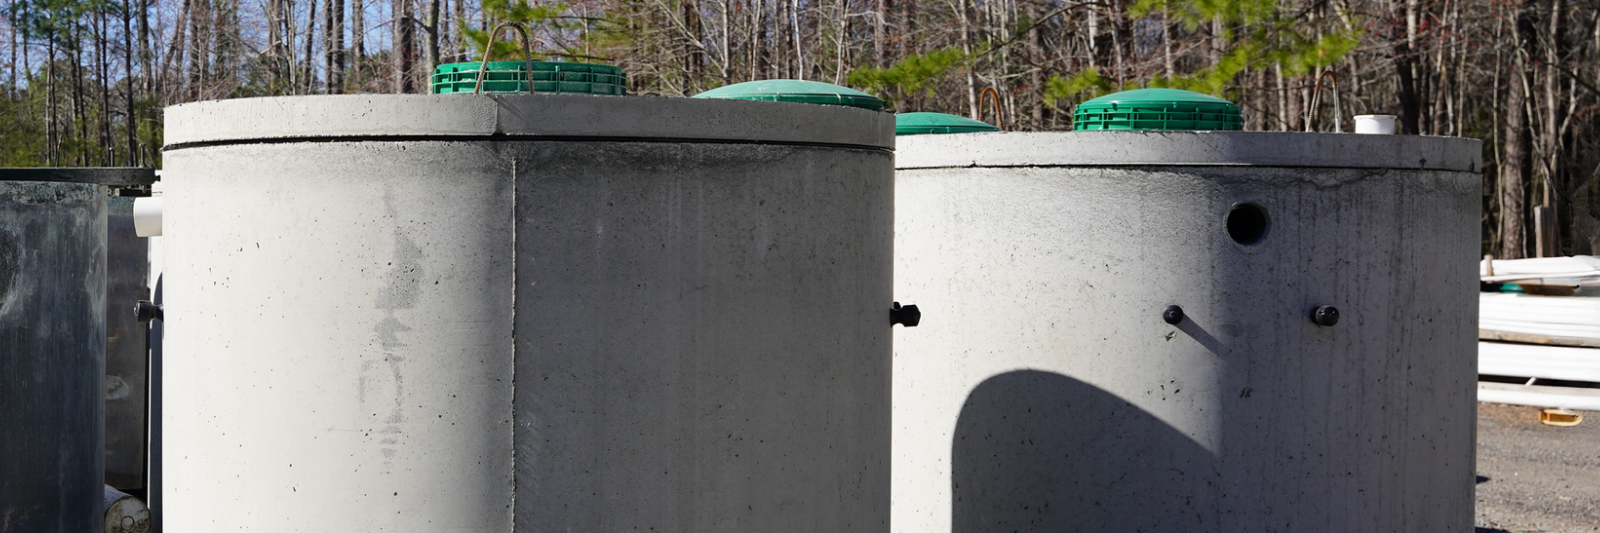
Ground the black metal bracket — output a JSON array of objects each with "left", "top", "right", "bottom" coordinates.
[
  {"left": 1311, "top": 306, "right": 1340, "bottom": 327},
  {"left": 1162, "top": 305, "right": 1185, "bottom": 324},
  {"left": 134, "top": 300, "right": 163, "bottom": 322}
]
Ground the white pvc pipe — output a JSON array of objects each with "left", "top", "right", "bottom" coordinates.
[
  {"left": 132, "top": 197, "right": 162, "bottom": 237},
  {"left": 1479, "top": 341, "right": 1600, "bottom": 382},
  {"left": 1354, "top": 115, "right": 1396, "bottom": 134},
  {"left": 1478, "top": 382, "right": 1600, "bottom": 411}
]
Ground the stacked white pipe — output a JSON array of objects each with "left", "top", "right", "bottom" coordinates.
[{"left": 1478, "top": 255, "right": 1600, "bottom": 410}]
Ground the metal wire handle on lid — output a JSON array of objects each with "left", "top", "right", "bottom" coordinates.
[
  {"left": 1306, "top": 71, "right": 1342, "bottom": 133},
  {"left": 473, "top": 22, "right": 536, "bottom": 95},
  {"left": 979, "top": 87, "right": 1005, "bottom": 130}
]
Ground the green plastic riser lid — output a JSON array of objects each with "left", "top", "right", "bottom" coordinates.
[
  {"left": 693, "top": 80, "right": 886, "bottom": 111},
  {"left": 1072, "top": 88, "right": 1243, "bottom": 131},
  {"left": 431, "top": 61, "right": 628, "bottom": 95},
  {"left": 895, "top": 112, "right": 1000, "bottom": 135}
]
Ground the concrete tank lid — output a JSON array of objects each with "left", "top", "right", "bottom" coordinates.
[
  {"left": 896, "top": 131, "right": 1482, "bottom": 172},
  {"left": 694, "top": 79, "right": 886, "bottom": 111},
  {"left": 162, "top": 94, "right": 894, "bottom": 150},
  {"left": 0, "top": 167, "right": 158, "bottom": 185},
  {"left": 895, "top": 112, "right": 999, "bottom": 135}
]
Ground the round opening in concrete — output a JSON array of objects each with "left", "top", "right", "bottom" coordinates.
[{"left": 1227, "top": 203, "right": 1269, "bottom": 245}]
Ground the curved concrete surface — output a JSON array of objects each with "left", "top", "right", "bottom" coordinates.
[
  {"left": 895, "top": 130, "right": 1481, "bottom": 172},
  {"left": 892, "top": 132, "right": 1481, "bottom": 533},
  {"left": 163, "top": 94, "right": 895, "bottom": 150},
  {"left": 163, "top": 95, "right": 892, "bottom": 533}
]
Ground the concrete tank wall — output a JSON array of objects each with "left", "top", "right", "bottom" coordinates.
[
  {"left": 891, "top": 131, "right": 1481, "bottom": 533},
  {"left": 161, "top": 95, "right": 893, "bottom": 533},
  {"left": 0, "top": 180, "right": 107, "bottom": 533}
]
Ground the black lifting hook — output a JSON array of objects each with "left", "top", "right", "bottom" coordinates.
[
  {"left": 134, "top": 300, "right": 164, "bottom": 322},
  {"left": 891, "top": 302, "right": 921, "bottom": 327}
]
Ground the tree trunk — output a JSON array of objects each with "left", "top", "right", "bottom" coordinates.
[
  {"left": 8, "top": 6, "right": 17, "bottom": 94},
  {"left": 1028, "top": 0, "right": 1042, "bottom": 127},
  {"left": 162, "top": 0, "right": 189, "bottom": 98},
  {"left": 393, "top": 0, "right": 413, "bottom": 93},
  {"left": 96, "top": 10, "right": 111, "bottom": 164},
  {"left": 351, "top": 0, "right": 363, "bottom": 83},
  {"left": 188, "top": 0, "right": 207, "bottom": 98},
  {"left": 1210, "top": 15, "right": 1222, "bottom": 67},
  {"left": 1502, "top": 53, "right": 1529, "bottom": 259},
  {"left": 791, "top": 0, "right": 804, "bottom": 79},
  {"left": 1392, "top": 0, "right": 1421, "bottom": 134},
  {"left": 122, "top": 0, "right": 136, "bottom": 164},
  {"left": 303, "top": 0, "right": 316, "bottom": 93},
  {"left": 47, "top": 40, "right": 56, "bottom": 164},
  {"left": 328, "top": 0, "right": 344, "bottom": 93},
  {"left": 959, "top": 0, "right": 976, "bottom": 118},
  {"left": 424, "top": 0, "right": 438, "bottom": 77},
  {"left": 1543, "top": 0, "right": 1564, "bottom": 210},
  {"left": 139, "top": 0, "right": 152, "bottom": 97},
  {"left": 873, "top": 0, "right": 885, "bottom": 67},
  {"left": 1161, "top": 0, "right": 1172, "bottom": 80}
]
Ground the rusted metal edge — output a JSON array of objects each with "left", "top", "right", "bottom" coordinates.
[
  {"left": 1480, "top": 329, "right": 1600, "bottom": 349},
  {"left": 0, "top": 167, "right": 158, "bottom": 186}
]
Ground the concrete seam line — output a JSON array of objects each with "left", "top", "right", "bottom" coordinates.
[
  {"left": 894, "top": 163, "right": 1480, "bottom": 172},
  {"left": 161, "top": 135, "right": 897, "bottom": 154},
  {"left": 509, "top": 157, "right": 518, "bottom": 529}
]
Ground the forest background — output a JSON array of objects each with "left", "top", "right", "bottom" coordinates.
[{"left": 0, "top": 0, "right": 1595, "bottom": 258}]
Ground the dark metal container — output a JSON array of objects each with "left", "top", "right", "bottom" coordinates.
[
  {"left": 105, "top": 196, "right": 151, "bottom": 492},
  {"left": 0, "top": 171, "right": 110, "bottom": 533}
]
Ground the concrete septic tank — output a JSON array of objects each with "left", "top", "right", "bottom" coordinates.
[
  {"left": 161, "top": 94, "right": 894, "bottom": 532},
  {"left": 892, "top": 130, "right": 1481, "bottom": 532},
  {"left": 0, "top": 170, "right": 108, "bottom": 533}
]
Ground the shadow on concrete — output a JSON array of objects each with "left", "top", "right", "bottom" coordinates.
[
  {"left": 1477, "top": 475, "right": 1491, "bottom": 484},
  {"left": 952, "top": 370, "right": 1217, "bottom": 532}
]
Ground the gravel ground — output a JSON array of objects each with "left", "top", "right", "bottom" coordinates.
[{"left": 1476, "top": 402, "right": 1600, "bottom": 533}]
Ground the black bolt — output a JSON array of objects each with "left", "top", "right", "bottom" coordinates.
[
  {"left": 1162, "top": 305, "right": 1184, "bottom": 325},
  {"left": 1312, "top": 306, "right": 1340, "bottom": 327},
  {"left": 891, "top": 302, "right": 921, "bottom": 327},
  {"left": 134, "top": 300, "right": 163, "bottom": 322}
]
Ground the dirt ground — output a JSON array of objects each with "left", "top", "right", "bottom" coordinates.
[{"left": 1475, "top": 402, "right": 1600, "bottom": 533}]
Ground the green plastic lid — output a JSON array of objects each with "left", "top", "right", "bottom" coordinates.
[
  {"left": 1072, "top": 88, "right": 1242, "bottom": 131},
  {"left": 431, "top": 61, "right": 628, "bottom": 95},
  {"left": 895, "top": 112, "right": 1000, "bottom": 135},
  {"left": 693, "top": 80, "right": 885, "bottom": 111}
]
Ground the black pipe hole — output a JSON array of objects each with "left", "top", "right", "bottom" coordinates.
[{"left": 1227, "top": 203, "right": 1269, "bottom": 245}]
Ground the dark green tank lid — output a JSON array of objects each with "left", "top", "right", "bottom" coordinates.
[
  {"left": 431, "top": 61, "right": 628, "bottom": 95},
  {"left": 693, "top": 80, "right": 885, "bottom": 111},
  {"left": 1072, "top": 88, "right": 1242, "bottom": 131},
  {"left": 895, "top": 112, "right": 1000, "bottom": 135}
]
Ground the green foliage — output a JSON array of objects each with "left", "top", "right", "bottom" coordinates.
[
  {"left": 1119, "top": 0, "right": 1361, "bottom": 100},
  {"left": 1042, "top": 68, "right": 1113, "bottom": 106},
  {"left": 461, "top": 0, "right": 578, "bottom": 62},
  {"left": 0, "top": 89, "right": 47, "bottom": 166},
  {"left": 848, "top": 47, "right": 969, "bottom": 105},
  {"left": 13, "top": 0, "right": 110, "bottom": 52}
]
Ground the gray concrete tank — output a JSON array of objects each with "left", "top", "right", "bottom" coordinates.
[
  {"left": 891, "top": 130, "right": 1481, "bottom": 532},
  {"left": 0, "top": 170, "right": 108, "bottom": 533},
  {"left": 161, "top": 94, "right": 894, "bottom": 532}
]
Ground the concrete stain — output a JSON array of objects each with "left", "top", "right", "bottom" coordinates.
[
  {"left": 365, "top": 188, "right": 426, "bottom": 476},
  {"left": 0, "top": 229, "right": 17, "bottom": 312}
]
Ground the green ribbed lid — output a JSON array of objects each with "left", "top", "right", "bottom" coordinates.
[
  {"left": 895, "top": 112, "right": 1000, "bottom": 135},
  {"left": 431, "top": 61, "right": 628, "bottom": 95},
  {"left": 693, "top": 80, "right": 885, "bottom": 111},
  {"left": 1072, "top": 88, "right": 1242, "bottom": 131}
]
